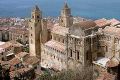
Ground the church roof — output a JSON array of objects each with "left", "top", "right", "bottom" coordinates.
[
  {"left": 69, "top": 20, "right": 96, "bottom": 37},
  {"left": 52, "top": 24, "right": 69, "bottom": 36},
  {"left": 72, "top": 20, "right": 96, "bottom": 30},
  {"left": 45, "top": 40, "right": 66, "bottom": 53}
]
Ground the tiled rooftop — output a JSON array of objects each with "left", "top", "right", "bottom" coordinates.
[
  {"left": 9, "top": 58, "right": 21, "bottom": 66},
  {"left": 104, "top": 26, "right": 120, "bottom": 36},
  {"left": 15, "top": 52, "right": 29, "bottom": 59},
  {"left": 24, "top": 56, "right": 39, "bottom": 65},
  {"left": 52, "top": 24, "right": 69, "bottom": 36},
  {"left": 106, "top": 57, "right": 119, "bottom": 67},
  {"left": 45, "top": 40, "right": 66, "bottom": 53},
  {"left": 10, "top": 67, "right": 31, "bottom": 79},
  {"left": 108, "top": 18, "right": 120, "bottom": 26},
  {"left": 0, "top": 41, "right": 12, "bottom": 49},
  {"left": 9, "top": 40, "right": 23, "bottom": 47},
  {"left": 95, "top": 18, "right": 110, "bottom": 27},
  {"left": 96, "top": 72, "right": 116, "bottom": 80}
]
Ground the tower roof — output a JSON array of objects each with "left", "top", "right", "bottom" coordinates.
[
  {"left": 33, "top": 5, "right": 40, "bottom": 11},
  {"left": 63, "top": 2, "right": 69, "bottom": 9}
]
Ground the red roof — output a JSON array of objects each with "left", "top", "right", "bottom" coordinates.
[
  {"left": 95, "top": 18, "right": 110, "bottom": 27},
  {"left": 45, "top": 40, "right": 66, "bottom": 53},
  {"left": 106, "top": 57, "right": 119, "bottom": 67},
  {"left": 10, "top": 58, "right": 21, "bottom": 66}
]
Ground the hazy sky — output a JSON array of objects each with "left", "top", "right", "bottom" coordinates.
[{"left": 0, "top": 0, "right": 120, "bottom": 19}]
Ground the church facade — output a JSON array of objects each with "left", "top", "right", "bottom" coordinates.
[{"left": 29, "top": 3, "right": 120, "bottom": 71}]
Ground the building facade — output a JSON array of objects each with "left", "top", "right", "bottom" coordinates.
[{"left": 29, "top": 3, "right": 120, "bottom": 71}]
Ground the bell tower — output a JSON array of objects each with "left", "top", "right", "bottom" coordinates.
[
  {"left": 29, "top": 5, "right": 42, "bottom": 58},
  {"left": 59, "top": 2, "right": 73, "bottom": 27}
]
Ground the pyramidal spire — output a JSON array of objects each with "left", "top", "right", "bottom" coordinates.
[
  {"left": 63, "top": 0, "right": 69, "bottom": 9},
  {"left": 33, "top": 5, "right": 40, "bottom": 11}
]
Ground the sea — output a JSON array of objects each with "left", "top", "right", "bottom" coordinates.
[{"left": 0, "top": 0, "right": 120, "bottom": 20}]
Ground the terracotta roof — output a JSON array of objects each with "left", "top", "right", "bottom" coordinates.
[
  {"left": 10, "top": 65, "right": 15, "bottom": 71},
  {"left": 10, "top": 67, "right": 32, "bottom": 79},
  {"left": 0, "top": 60, "right": 10, "bottom": 66},
  {"left": 0, "top": 41, "right": 12, "bottom": 49},
  {"left": 0, "top": 27, "right": 9, "bottom": 31},
  {"left": 45, "top": 40, "right": 66, "bottom": 53},
  {"left": 52, "top": 24, "right": 69, "bottom": 36},
  {"left": 10, "top": 58, "right": 21, "bottom": 66},
  {"left": 9, "top": 28, "right": 28, "bottom": 35},
  {"left": 73, "top": 20, "right": 96, "bottom": 30},
  {"left": 15, "top": 52, "right": 29, "bottom": 59},
  {"left": 16, "top": 68, "right": 31, "bottom": 74},
  {"left": 108, "top": 18, "right": 120, "bottom": 26},
  {"left": 0, "top": 26, "right": 28, "bottom": 35},
  {"left": 97, "top": 72, "right": 116, "bottom": 80},
  {"left": 95, "top": 18, "right": 110, "bottom": 27},
  {"left": 106, "top": 57, "right": 119, "bottom": 67},
  {"left": 104, "top": 26, "right": 120, "bottom": 36},
  {"left": 47, "top": 21, "right": 54, "bottom": 30},
  {"left": 24, "top": 56, "right": 39, "bottom": 65},
  {"left": 0, "top": 41, "right": 22, "bottom": 50},
  {"left": 9, "top": 40, "right": 23, "bottom": 47}
]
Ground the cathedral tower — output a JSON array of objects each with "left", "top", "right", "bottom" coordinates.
[
  {"left": 29, "top": 5, "right": 42, "bottom": 58},
  {"left": 59, "top": 2, "right": 73, "bottom": 27}
]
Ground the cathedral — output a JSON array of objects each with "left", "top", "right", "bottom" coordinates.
[{"left": 29, "top": 3, "right": 120, "bottom": 71}]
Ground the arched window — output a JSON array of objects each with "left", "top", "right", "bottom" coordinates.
[
  {"left": 32, "top": 16, "right": 34, "bottom": 19},
  {"left": 37, "top": 16, "right": 39, "bottom": 18},
  {"left": 2, "top": 57, "right": 4, "bottom": 61}
]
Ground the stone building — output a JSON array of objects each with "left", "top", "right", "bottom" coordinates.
[
  {"left": 0, "top": 26, "right": 29, "bottom": 44},
  {"left": 9, "top": 28, "right": 29, "bottom": 44},
  {"left": 0, "top": 41, "right": 23, "bottom": 61},
  {"left": 29, "top": 3, "right": 120, "bottom": 72},
  {"left": 29, "top": 5, "right": 50, "bottom": 58},
  {"left": 29, "top": 5, "right": 42, "bottom": 58},
  {"left": 59, "top": 3, "right": 73, "bottom": 27},
  {"left": 0, "top": 27, "right": 9, "bottom": 42},
  {"left": 40, "top": 3, "right": 99, "bottom": 70}
]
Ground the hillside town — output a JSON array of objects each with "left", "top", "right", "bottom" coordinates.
[{"left": 0, "top": 3, "right": 120, "bottom": 80}]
